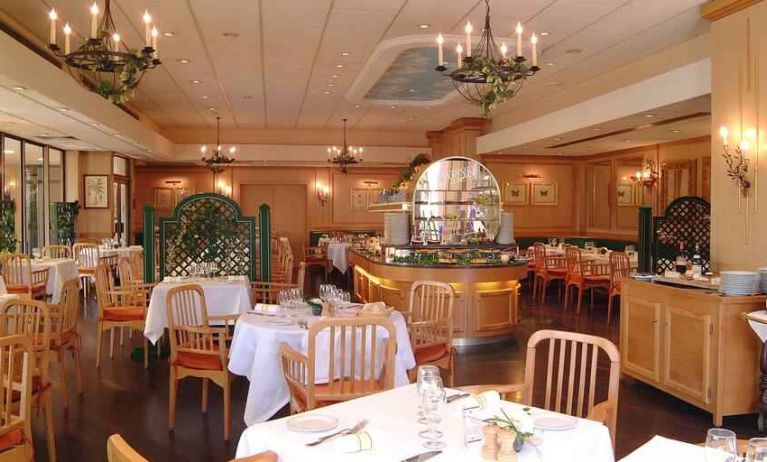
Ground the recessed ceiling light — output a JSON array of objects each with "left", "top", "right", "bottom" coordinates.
[
  {"left": 354, "top": 104, "right": 361, "bottom": 108},
  {"left": 3, "top": 150, "right": 14, "bottom": 154},
  {"left": 222, "top": 32, "right": 239, "bottom": 38},
  {"left": 11, "top": 86, "right": 25, "bottom": 92},
  {"left": 59, "top": 107, "right": 70, "bottom": 112},
  {"left": 644, "top": 113, "right": 655, "bottom": 118},
  {"left": 418, "top": 24, "right": 430, "bottom": 29},
  {"left": 390, "top": 105, "right": 397, "bottom": 109},
  {"left": 201, "top": 95, "right": 210, "bottom": 99},
  {"left": 178, "top": 59, "right": 191, "bottom": 64},
  {"left": 539, "top": 31, "right": 550, "bottom": 36},
  {"left": 324, "top": 90, "right": 332, "bottom": 94},
  {"left": 671, "top": 129, "right": 681, "bottom": 133},
  {"left": 340, "top": 51, "right": 351, "bottom": 56},
  {"left": 331, "top": 74, "right": 339, "bottom": 79},
  {"left": 191, "top": 80, "right": 202, "bottom": 84},
  {"left": 546, "top": 62, "right": 555, "bottom": 66},
  {"left": 408, "top": 88, "right": 417, "bottom": 93},
  {"left": 336, "top": 64, "right": 344, "bottom": 69},
  {"left": 162, "top": 32, "right": 175, "bottom": 37},
  {"left": 554, "top": 137, "right": 562, "bottom": 141},
  {"left": 565, "top": 48, "right": 582, "bottom": 54},
  {"left": 207, "top": 106, "right": 217, "bottom": 111},
  {"left": 592, "top": 128, "right": 601, "bottom": 131},
  {"left": 326, "top": 83, "right": 335, "bottom": 87}
]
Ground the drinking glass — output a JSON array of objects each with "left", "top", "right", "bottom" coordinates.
[
  {"left": 419, "top": 387, "right": 447, "bottom": 449},
  {"left": 705, "top": 428, "right": 737, "bottom": 462},
  {"left": 747, "top": 438, "right": 767, "bottom": 462},
  {"left": 32, "top": 248, "right": 40, "bottom": 260},
  {"left": 625, "top": 245, "right": 636, "bottom": 253},
  {"left": 585, "top": 241, "right": 595, "bottom": 251},
  {"left": 278, "top": 290, "right": 288, "bottom": 307}
]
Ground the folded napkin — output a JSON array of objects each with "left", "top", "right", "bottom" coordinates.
[
  {"left": 360, "top": 301, "right": 389, "bottom": 316},
  {"left": 333, "top": 431, "right": 373, "bottom": 454},
  {"left": 466, "top": 390, "right": 501, "bottom": 409},
  {"left": 227, "top": 275, "right": 247, "bottom": 281},
  {"left": 663, "top": 270, "right": 681, "bottom": 279},
  {"left": 253, "top": 303, "right": 281, "bottom": 315}
]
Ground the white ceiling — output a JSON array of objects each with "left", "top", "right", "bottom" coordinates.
[{"left": 0, "top": 0, "right": 710, "bottom": 136}]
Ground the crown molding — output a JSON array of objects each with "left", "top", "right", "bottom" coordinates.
[{"left": 701, "top": 0, "right": 763, "bottom": 21}]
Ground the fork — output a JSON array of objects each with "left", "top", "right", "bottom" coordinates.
[{"left": 305, "top": 419, "right": 368, "bottom": 447}]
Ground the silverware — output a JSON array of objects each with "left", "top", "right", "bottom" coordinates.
[
  {"left": 446, "top": 393, "right": 470, "bottom": 403},
  {"left": 400, "top": 450, "right": 442, "bottom": 462},
  {"left": 305, "top": 418, "right": 368, "bottom": 447}
]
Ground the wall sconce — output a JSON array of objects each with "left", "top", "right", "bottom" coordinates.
[
  {"left": 630, "top": 162, "right": 659, "bottom": 188},
  {"left": 522, "top": 173, "right": 541, "bottom": 180},
  {"left": 216, "top": 179, "right": 232, "bottom": 197},
  {"left": 317, "top": 183, "right": 330, "bottom": 206},
  {"left": 719, "top": 126, "right": 751, "bottom": 195}
]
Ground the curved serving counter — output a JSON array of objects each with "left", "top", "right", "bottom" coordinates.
[{"left": 349, "top": 249, "right": 528, "bottom": 346}]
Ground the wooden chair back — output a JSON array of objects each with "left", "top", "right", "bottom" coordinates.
[
  {"left": 73, "top": 243, "right": 99, "bottom": 268},
  {"left": 281, "top": 316, "right": 397, "bottom": 410},
  {"left": 407, "top": 280, "right": 455, "bottom": 350},
  {"left": 95, "top": 264, "right": 144, "bottom": 313},
  {"left": 0, "top": 299, "right": 52, "bottom": 384},
  {"left": 565, "top": 246, "right": 585, "bottom": 278},
  {"left": 54, "top": 279, "right": 80, "bottom": 342},
  {"left": 522, "top": 329, "right": 620, "bottom": 446},
  {"left": 296, "top": 262, "right": 306, "bottom": 294},
  {"left": 129, "top": 250, "right": 144, "bottom": 281},
  {"left": 107, "top": 434, "right": 148, "bottom": 462},
  {"left": 165, "top": 284, "right": 226, "bottom": 369},
  {"left": 42, "top": 245, "right": 71, "bottom": 259},
  {"left": 609, "top": 252, "right": 631, "bottom": 288},
  {"left": 0, "top": 254, "right": 31, "bottom": 289},
  {"left": 303, "top": 246, "right": 326, "bottom": 261},
  {"left": 251, "top": 282, "right": 298, "bottom": 304},
  {"left": 100, "top": 254, "right": 118, "bottom": 269},
  {"left": 534, "top": 242, "right": 562, "bottom": 271},
  {"left": 0, "top": 334, "right": 33, "bottom": 457},
  {"left": 117, "top": 257, "right": 135, "bottom": 287}
]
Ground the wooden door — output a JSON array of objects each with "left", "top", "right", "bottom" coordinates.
[
  {"left": 621, "top": 296, "right": 662, "bottom": 382},
  {"left": 240, "top": 184, "right": 307, "bottom": 266},
  {"left": 663, "top": 305, "right": 712, "bottom": 404}
]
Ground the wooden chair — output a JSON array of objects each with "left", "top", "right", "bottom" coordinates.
[
  {"left": 166, "top": 284, "right": 231, "bottom": 440},
  {"left": 272, "top": 254, "right": 294, "bottom": 284},
  {"left": 607, "top": 252, "right": 632, "bottom": 322},
  {"left": 48, "top": 278, "right": 83, "bottom": 409},
  {"left": 406, "top": 280, "right": 456, "bottom": 387},
  {"left": 73, "top": 242, "right": 99, "bottom": 303},
  {"left": 564, "top": 247, "right": 610, "bottom": 315},
  {"left": 106, "top": 434, "right": 148, "bottom": 462},
  {"left": 533, "top": 243, "right": 566, "bottom": 304},
  {"left": 280, "top": 316, "right": 397, "bottom": 413},
  {"left": 41, "top": 245, "right": 71, "bottom": 259},
  {"left": 0, "top": 299, "right": 56, "bottom": 461},
  {"left": 94, "top": 264, "right": 148, "bottom": 369},
  {"left": 0, "top": 335, "right": 34, "bottom": 462},
  {"left": 99, "top": 254, "right": 119, "bottom": 271},
  {"left": 1, "top": 254, "right": 49, "bottom": 300},
  {"left": 251, "top": 281, "right": 299, "bottom": 304},
  {"left": 303, "top": 245, "right": 329, "bottom": 282},
  {"left": 458, "top": 329, "right": 621, "bottom": 449},
  {"left": 296, "top": 262, "right": 306, "bottom": 295}
]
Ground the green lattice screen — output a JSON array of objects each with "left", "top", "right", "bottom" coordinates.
[
  {"left": 653, "top": 196, "right": 710, "bottom": 275},
  {"left": 159, "top": 193, "right": 257, "bottom": 280}
]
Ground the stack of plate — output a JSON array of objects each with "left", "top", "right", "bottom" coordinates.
[
  {"left": 496, "top": 212, "right": 515, "bottom": 245},
  {"left": 384, "top": 212, "right": 409, "bottom": 245},
  {"left": 759, "top": 267, "right": 767, "bottom": 293},
  {"left": 719, "top": 271, "right": 759, "bottom": 296}
]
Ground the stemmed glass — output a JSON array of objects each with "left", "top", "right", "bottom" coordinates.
[
  {"left": 420, "top": 386, "right": 447, "bottom": 450},
  {"left": 746, "top": 438, "right": 767, "bottom": 462},
  {"left": 705, "top": 428, "right": 737, "bottom": 462},
  {"left": 417, "top": 366, "right": 441, "bottom": 423}
]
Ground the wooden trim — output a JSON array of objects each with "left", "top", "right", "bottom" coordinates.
[{"left": 701, "top": 0, "right": 763, "bottom": 21}]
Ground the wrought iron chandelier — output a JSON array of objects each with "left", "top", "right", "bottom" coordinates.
[
  {"left": 434, "top": 0, "right": 540, "bottom": 115},
  {"left": 47, "top": 0, "right": 161, "bottom": 104},
  {"left": 201, "top": 117, "right": 236, "bottom": 174},
  {"left": 327, "top": 119, "right": 363, "bottom": 173}
]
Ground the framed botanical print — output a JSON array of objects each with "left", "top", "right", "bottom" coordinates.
[
  {"left": 83, "top": 175, "right": 109, "bottom": 208},
  {"left": 504, "top": 183, "right": 528, "bottom": 205},
  {"left": 617, "top": 184, "right": 634, "bottom": 206},
  {"left": 532, "top": 183, "right": 558, "bottom": 206},
  {"left": 154, "top": 187, "right": 174, "bottom": 210},
  {"left": 350, "top": 188, "right": 368, "bottom": 210}
]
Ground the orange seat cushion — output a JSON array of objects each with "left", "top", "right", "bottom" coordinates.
[
  {"left": 0, "top": 429, "right": 24, "bottom": 453},
  {"left": 414, "top": 343, "right": 449, "bottom": 364},
  {"left": 583, "top": 275, "right": 610, "bottom": 284},
  {"left": 102, "top": 308, "right": 145, "bottom": 322},
  {"left": 293, "top": 379, "right": 383, "bottom": 410},
  {"left": 172, "top": 351, "right": 223, "bottom": 371}
]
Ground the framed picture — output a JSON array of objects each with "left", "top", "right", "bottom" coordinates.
[
  {"left": 175, "top": 187, "right": 195, "bottom": 205},
  {"left": 83, "top": 175, "right": 109, "bottom": 208},
  {"left": 503, "top": 182, "right": 528, "bottom": 205},
  {"left": 367, "top": 188, "right": 382, "bottom": 205},
  {"left": 617, "top": 184, "right": 634, "bottom": 206},
  {"left": 154, "top": 187, "right": 174, "bottom": 210},
  {"left": 350, "top": 188, "right": 368, "bottom": 210},
  {"left": 532, "top": 183, "right": 558, "bottom": 206}
]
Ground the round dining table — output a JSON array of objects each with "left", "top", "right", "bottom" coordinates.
[
  {"left": 326, "top": 242, "right": 352, "bottom": 273},
  {"left": 31, "top": 258, "right": 79, "bottom": 303}
]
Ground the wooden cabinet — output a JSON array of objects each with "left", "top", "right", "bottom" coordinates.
[{"left": 621, "top": 279, "right": 764, "bottom": 425}]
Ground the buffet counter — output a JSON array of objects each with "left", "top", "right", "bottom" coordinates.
[
  {"left": 620, "top": 278, "right": 765, "bottom": 425},
  {"left": 349, "top": 248, "right": 528, "bottom": 346}
]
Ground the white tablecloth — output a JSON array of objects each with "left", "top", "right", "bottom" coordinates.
[
  {"left": 99, "top": 246, "right": 143, "bottom": 258},
  {"left": 327, "top": 242, "right": 352, "bottom": 273},
  {"left": 144, "top": 277, "right": 252, "bottom": 344},
  {"left": 235, "top": 384, "right": 615, "bottom": 461},
  {"left": 620, "top": 435, "right": 725, "bottom": 461},
  {"left": 31, "top": 258, "right": 79, "bottom": 303},
  {"left": 228, "top": 311, "right": 415, "bottom": 425},
  {"left": 747, "top": 310, "right": 767, "bottom": 342}
]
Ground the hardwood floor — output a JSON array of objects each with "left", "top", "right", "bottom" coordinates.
[{"left": 39, "top": 283, "right": 761, "bottom": 461}]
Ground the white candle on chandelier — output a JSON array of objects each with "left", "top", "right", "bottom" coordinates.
[
  {"left": 740, "top": 139, "right": 751, "bottom": 152},
  {"left": 200, "top": 145, "right": 208, "bottom": 159},
  {"left": 327, "top": 147, "right": 332, "bottom": 161},
  {"left": 530, "top": 33, "right": 538, "bottom": 66},
  {"left": 500, "top": 43, "right": 508, "bottom": 60},
  {"left": 229, "top": 146, "right": 237, "bottom": 156},
  {"left": 436, "top": 34, "right": 444, "bottom": 67},
  {"left": 151, "top": 27, "right": 159, "bottom": 57},
  {"left": 48, "top": 9, "right": 58, "bottom": 45},
  {"left": 142, "top": 10, "right": 152, "bottom": 47},
  {"left": 465, "top": 21, "right": 473, "bottom": 58},
  {"left": 359, "top": 147, "right": 364, "bottom": 161},
  {"left": 63, "top": 23, "right": 72, "bottom": 54},
  {"left": 90, "top": 3, "right": 99, "bottom": 38},
  {"left": 112, "top": 33, "right": 120, "bottom": 52},
  {"left": 456, "top": 43, "right": 463, "bottom": 68},
  {"left": 719, "top": 126, "right": 729, "bottom": 146},
  {"left": 515, "top": 22, "right": 524, "bottom": 57}
]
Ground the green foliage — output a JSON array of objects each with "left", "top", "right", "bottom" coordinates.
[
  {"left": 54, "top": 201, "right": 80, "bottom": 246},
  {"left": 468, "top": 57, "right": 514, "bottom": 116},
  {"left": 385, "top": 153, "right": 432, "bottom": 195},
  {"left": 92, "top": 51, "right": 153, "bottom": 104},
  {"left": 0, "top": 201, "right": 18, "bottom": 253}
]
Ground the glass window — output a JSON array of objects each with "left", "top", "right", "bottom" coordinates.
[
  {"left": 48, "top": 149, "right": 64, "bottom": 243},
  {"left": 23, "top": 143, "right": 45, "bottom": 253},
  {"left": 113, "top": 156, "right": 127, "bottom": 176},
  {"left": 3, "top": 138, "right": 22, "bottom": 251}
]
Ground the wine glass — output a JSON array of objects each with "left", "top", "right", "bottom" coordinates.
[
  {"left": 417, "top": 367, "right": 441, "bottom": 423},
  {"left": 705, "top": 428, "right": 737, "bottom": 462},
  {"left": 747, "top": 438, "right": 767, "bottom": 462},
  {"left": 419, "top": 387, "right": 447, "bottom": 449}
]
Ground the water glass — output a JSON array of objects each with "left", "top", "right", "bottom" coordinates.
[
  {"left": 747, "top": 438, "right": 767, "bottom": 462},
  {"left": 705, "top": 428, "right": 737, "bottom": 462},
  {"left": 419, "top": 387, "right": 447, "bottom": 449},
  {"left": 32, "top": 248, "right": 40, "bottom": 259},
  {"left": 462, "top": 406, "right": 484, "bottom": 446}
]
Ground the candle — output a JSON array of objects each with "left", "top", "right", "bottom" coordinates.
[
  {"left": 49, "top": 9, "right": 58, "bottom": 45},
  {"left": 465, "top": 21, "right": 473, "bottom": 58},
  {"left": 90, "top": 3, "right": 99, "bottom": 38},
  {"left": 63, "top": 23, "right": 72, "bottom": 54},
  {"left": 500, "top": 43, "right": 508, "bottom": 60},
  {"left": 741, "top": 139, "right": 750, "bottom": 152},
  {"left": 229, "top": 146, "right": 237, "bottom": 155},
  {"left": 530, "top": 33, "right": 538, "bottom": 66},
  {"left": 112, "top": 32, "right": 120, "bottom": 52},
  {"left": 456, "top": 43, "right": 463, "bottom": 68},
  {"left": 436, "top": 34, "right": 444, "bottom": 67},
  {"left": 515, "top": 22, "right": 523, "bottom": 57},
  {"left": 747, "top": 128, "right": 757, "bottom": 140},
  {"left": 327, "top": 147, "right": 332, "bottom": 161},
  {"left": 151, "top": 27, "right": 159, "bottom": 55},
  {"left": 143, "top": 10, "right": 152, "bottom": 47},
  {"left": 719, "top": 126, "right": 729, "bottom": 146}
]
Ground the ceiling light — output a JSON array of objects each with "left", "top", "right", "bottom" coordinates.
[
  {"left": 207, "top": 106, "right": 217, "bottom": 111},
  {"left": 11, "top": 86, "right": 25, "bottom": 92},
  {"left": 340, "top": 51, "right": 351, "bottom": 56},
  {"left": 354, "top": 104, "right": 361, "bottom": 108},
  {"left": 644, "top": 113, "right": 655, "bottom": 118},
  {"left": 592, "top": 128, "right": 601, "bottom": 131},
  {"left": 546, "top": 62, "right": 555, "bottom": 66},
  {"left": 336, "top": 64, "right": 344, "bottom": 69},
  {"left": 419, "top": 24, "right": 431, "bottom": 29},
  {"left": 191, "top": 80, "right": 202, "bottom": 84},
  {"left": 178, "top": 59, "right": 191, "bottom": 64},
  {"left": 332, "top": 74, "right": 339, "bottom": 79},
  {"left": 59, "top": 107, "right": 70, "bottom": 112},
  {"left": 201, "top": 95, "right": 210, "bottom": 99},
  {"left": 539, "top": 31, "right": 550, "bottom": 36},
  {"left": 390, "top": 105, "right": 397, "bottom": 109},
  {"left": 3, "top": 150, "right": 14, "bottom": 154},
  {"left": 324, "top": 90, "right": 332, "bottom": 94},
  {"left": 671, "top": 129, "right": 681, "bottom": 133},
  {"left": 408, "top": 88, "right": 417, "bottom": 93},
  {"left": 163, "top": 32, "right": 175, "bottom": 37},
  {"left": 326, "top": 83, "right": 335, "bottom": 87}
]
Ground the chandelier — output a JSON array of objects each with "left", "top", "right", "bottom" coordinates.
[
  {"left": 630, "top": 162, "right": 659, "bottom": 188},
  {"left": 327, "top": 119, "right": 363, "bottom": 173},
  {"left": 200, "top": 117, "right": 236, "bottom": 174},
  {"left": 434, "top": 0, "right": 540, "bottom": 115},
  {"left": 47, "top": 0, "right": 161, "bottom": 104}
]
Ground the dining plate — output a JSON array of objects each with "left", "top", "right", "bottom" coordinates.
[
  {"left": 286, "top": 414, "right": 338, "bottom": 433},
  {"left": 264, "top": 318, "right": 293, "bottom": 326},
  {"left": 533, "top": 414, "right": 578, "bottom": 431}
]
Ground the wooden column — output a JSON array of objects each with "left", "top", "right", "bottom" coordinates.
[{"left": 426, "top": 118, "right": 487, "bottom": 159}]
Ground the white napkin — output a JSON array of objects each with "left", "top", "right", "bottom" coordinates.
[
  {"left": 333, "top": 431, "right": 373, "bottom": 454},
  {"left": 360, "top": 301, "right": 388, "bottom": 315},
  {"left": 466, "top": 390, "right": 502, "bottom": 409},
  {"left": 253, "top": 303, "right": 281, "bottom": 315}
]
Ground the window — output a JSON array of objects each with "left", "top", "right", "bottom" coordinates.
[
  {"left": 23, "top": 143, "right": 45, "bottom": 253},
  {"left": 3, "top": 138, "right": 22, "bottom": 251},
  {"left": 48, "top": 149, "right": 64, "bottom": 243}
]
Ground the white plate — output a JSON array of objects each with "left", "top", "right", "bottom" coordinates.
[
  {"left": 286, "top": 414, "right": 338, "bottom": 432},
  {"left": 533, "top": 414, "right": 578, "bottom": 431},
  {"left": 265, "top": 318, "right": 293, "bottom": 326}
]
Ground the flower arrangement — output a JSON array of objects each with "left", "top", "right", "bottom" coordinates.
[{"left": 482, "top": 406, "right": 535, "bottom": 459}]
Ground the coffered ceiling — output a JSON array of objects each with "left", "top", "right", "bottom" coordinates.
[{"left": 0, "top": 0, "right": 710, "bottom": 138}]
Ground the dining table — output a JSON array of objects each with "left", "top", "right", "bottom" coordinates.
[
  {"left": 228, "top": 309, "right": 415, "bottom": 426},
  {"left": 620, "top": 435, "right": 727, "bottom": 461},
  {"left": 31, "top": 258, "right": 79, "bottom": 303},
  {"left": 143, "top": 275, "right": 252, "bottom": 344},
  {"left": 99, "top": 245, "right": 143, "bottom": 258},
  {"left": 326, "top": 242, "right": 352, "bottom": 273},
  {"left": 235, "top": 384, "right": 615, "bottom": 461}
]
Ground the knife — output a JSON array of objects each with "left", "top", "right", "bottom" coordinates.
[
  {"left": 446, "top": 393, "right": 470, "bottom": 403},
  {"left": 401, "top": 450, "right": 442, "bottom": 462}
]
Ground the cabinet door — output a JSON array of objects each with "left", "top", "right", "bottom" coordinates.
[
  {"left": 473, "top": 288, "right": 517, "bottom": 333},
  {"left": 621, "top": 296, "right": 661, "bottom": 382},
  {"left": 663, "top": 306, "right": 712, "bottom": 404}
]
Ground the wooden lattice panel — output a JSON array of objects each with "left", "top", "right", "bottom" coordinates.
[{"left": 653, "top": 196, "right": 711, "bottom": 275}]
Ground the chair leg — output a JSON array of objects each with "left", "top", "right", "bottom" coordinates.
[
  {"left": 168, "top": 368, "right": 178, "bottom": 431},
  {"left": 576, "top": 286, "right": 583, "bottom": 315},
  {"left": 541, "top": 279, "right": 548, "bottom": 304},
  {"left": 72, "top": 344, "right": 83, "bottom": 394},
  {"left": 57, "top": 349, "right": 69, "bottom": 409},
  {"left": 143, "top": 335, "right": 149, "bottom": 369},
  {"left": 590, "top": 288, "right": 595, "bottom": 312},
  {"left": 120, "top": 327, "right": 125, "bottom": 346},
  {"left": 201, "top": 378, "right": 209, "bottom": 413},
  {"left": 563, "top": 283, "right": 570, "bottom": 311},
  {"left": 96, "top": 325, "right": 103, "bottom": 369},
  {"left": 607, "top": 294, "right": 615, "bottom": 322},
  {"left": 42, "top": 393, "right": 57, "bottom": 462},
  {"left": 109, "top": 328, "right": 115, "bottom": 359},
  {"left": 223, "top": 375, "right": 231, "bottom": 441}
]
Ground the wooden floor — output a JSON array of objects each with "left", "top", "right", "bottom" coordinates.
[{"left": 39, "top": 281, "right": 762, "bottom": 461}]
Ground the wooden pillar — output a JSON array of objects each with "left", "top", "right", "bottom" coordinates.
[
  {"left": 142, "top": 205, "right": 155, "bottom": 284},
  {"left": 426, "top": 118, "right": 487, "bottom": 160}
]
